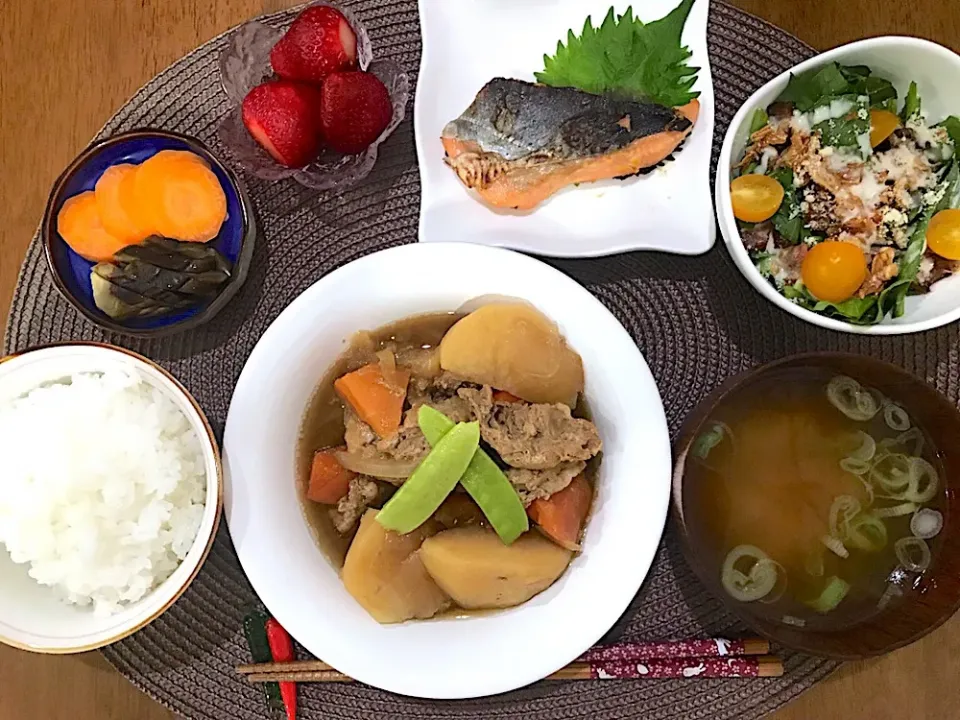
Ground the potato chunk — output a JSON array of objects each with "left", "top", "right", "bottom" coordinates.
[
  {"left": 419, "top": 527, "right": 572, "bottom": 609},
  {"left": 341, "top": 510, "right": 450, "bottom": 623},
  {"left": 439, "top": 303, "right": 584, "bottom": 406}
]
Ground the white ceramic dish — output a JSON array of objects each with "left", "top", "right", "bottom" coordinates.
[
  {"left": 0, "top": 344, "right": 222, "bottom": 653},
  {"left": 717, "top": 36, "right": 960, "bottom": 335},
  {"left": 415, "top": 0, "right": 716, "bottom": 258},
  {"left": 223, "top": 243, "right": 672, "bottom": 699}
]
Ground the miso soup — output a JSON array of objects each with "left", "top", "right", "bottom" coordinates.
[{"left": 684, "top": 366, "right": 945, "bottom": 631}]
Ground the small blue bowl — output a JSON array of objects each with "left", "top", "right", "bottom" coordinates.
[{"left": 42, "top": 129, "right": 256, "bottom": 337}]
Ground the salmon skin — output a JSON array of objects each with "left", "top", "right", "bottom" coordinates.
[{"left": 442, "top": 78, "right": 699, "bottom": 211}]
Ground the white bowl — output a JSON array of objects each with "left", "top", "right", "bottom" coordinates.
[
  {"left": 415, "top": 0, "right": 716, "bottom": 258},
  {"left": 0, "top": 344, "right": 222, "bottom": 653},
  {"left": 223, "top": 243, "right": 672, "bottom": 698},
  {"left": 717, "top": 37, "right": 960, "bottom": 335}
]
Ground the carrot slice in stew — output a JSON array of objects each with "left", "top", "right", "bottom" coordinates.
[
  {"left": 94, "top": 164, "right": 148, "bottom": 243},
  {"left": 307, "top": 449, "right": 356, "bottom": 504},
  {"left": 335, "top": 363, "right": 411, "bottom": 438},
  {"left": 134, "top": 151, "right": 227, "bottom": 242},
  {"left": 528, "top": 474, "right": 592, "bottom": 551},
  {"left": 56, "top": 191, "right": 129, "bottom": 262}
]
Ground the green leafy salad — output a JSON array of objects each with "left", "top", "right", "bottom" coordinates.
[{"left": 731, "top": 63, "right": 960, "bottom": 325}]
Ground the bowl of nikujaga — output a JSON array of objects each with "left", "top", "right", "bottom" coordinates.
[
  {"left": 42, "top": 129, "right": 256, "bottom": 338},
  {"left": 223, "top": 242, "right": 673, "bottom": 698},
  {"left": 672, "top": 353, "right": 960, "bottom": 659}
]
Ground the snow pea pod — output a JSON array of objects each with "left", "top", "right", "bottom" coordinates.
[
  {"left": 376, "top": 421, "right": 480, "bottom": 534},
  {"left": 419, "top": 406, "right": 528, "bottom": 545}
]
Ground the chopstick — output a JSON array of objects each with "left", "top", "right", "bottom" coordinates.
[{"left": 237, "top": 637, "right": 782, "bottom": 683}]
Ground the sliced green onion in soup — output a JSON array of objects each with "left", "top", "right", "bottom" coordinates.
[
  {"left": 829, "top": 495, "right": 862, "bottom": 539},
  {"left": 904, "top": 457, "right": 939, "bottom": 504},
  {"left": 720, "top": 545, "right": 781, "bottom": 602},
  {"left": 826, "top": 376, "right": 881, "bottom": 421},
  {"left": 692, "top": 421, "right": 734, "bottom": 460},
  {"left": 845, "top": 431, "right": 877, "bottom": 462},
  {"left": 840, "top": 458, "right": 872, "bottom": 475},
  {"left": 845, "top": 513, "right": 888, "bottom": 552},
  {"left": 895, "top": 537, "right": 932, "bottom": 573},
  {"left": 910, "top": 508, "right": 944, "bottom": 539},
  {"left": 873, "top": 502, "right": 918, "bottom": 519},
  {"left": 820, "top": 534, "right": 849, "bottom": 559},
  {"left": 879, "top": 427, "right": 925, "bottom": 458},
  {"left": 883, "top": 403, "right": 911, "bottom": 432},
  {"left": 805, "top": 576, "right": 851, "bottom": 614},
  {"left": 870, "top": 453, "right": 913, "bottom": 491}
]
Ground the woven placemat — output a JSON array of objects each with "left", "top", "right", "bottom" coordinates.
[{"left": 12, "top": 1, "right": 955, "bottom": 718}]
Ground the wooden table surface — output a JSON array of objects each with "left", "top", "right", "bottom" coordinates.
[{"left": 3, "top": 1, "right": 960, "bottom": 718}]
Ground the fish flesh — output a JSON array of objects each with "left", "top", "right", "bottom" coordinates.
[{"left": 442, "top": 78, "right": 699, "bottom": 210}]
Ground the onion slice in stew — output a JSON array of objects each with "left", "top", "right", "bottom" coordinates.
[{"left": 335, "top": 450, "right": 420, "bottom": 480}]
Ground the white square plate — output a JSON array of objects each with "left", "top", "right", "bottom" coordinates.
[{"left": 415, "top": 0, "right": 716, "bottom": 258}]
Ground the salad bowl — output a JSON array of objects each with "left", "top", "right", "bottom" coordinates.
[{"left": 717, "top": 37, "right": 960, "bottom": 335}]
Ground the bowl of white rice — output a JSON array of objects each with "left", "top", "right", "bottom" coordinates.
[{"left": 0, "top": 343, "right": 221, "bottom": 653}]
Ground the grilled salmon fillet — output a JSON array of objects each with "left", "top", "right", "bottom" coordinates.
[{"left": 442, "top": 78, "right": 699, "bottom": 210}]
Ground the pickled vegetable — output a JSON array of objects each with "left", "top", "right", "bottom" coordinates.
[{"left": 90, "top": 235, "right": 231, "bottom": 320}]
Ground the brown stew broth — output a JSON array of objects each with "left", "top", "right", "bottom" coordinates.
[
  {"left": 296, "top": 312, "right": 462, "bottom": 567},
  {"left": 684, "top": 366, "right": 945, "bottom": 631}
]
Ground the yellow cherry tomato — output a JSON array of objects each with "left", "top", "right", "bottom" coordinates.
[
  {"left": 730, "top": 174, "right": 786, "bottom": 223},
  {"left": 801, "top": 241, "right": 868, "bottom": 303},
  {"left": 927, "top": 209, "right": 960, "bottom": 260},
  {"left": 870, "top": 109, "right": 900, "bottom": 148}
]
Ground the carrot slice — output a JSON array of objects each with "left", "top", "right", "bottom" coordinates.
[
  {"left": 56, "top": 191, "right": 129, "bottom": 262},
  {"left": 145, "top": 149, "right": 211, "bottom": 169},
  {"left": 334, "top": 363, "right": 411, "bottom": 438},
  {"left": 134, "top": 151, "right": 227, "bottom": 242},
  {"left": 307, "top": 449, "right": 357, "bottom": 504},
  {"left": 116, "top": 165, "right": 156, "bottom": 238},
  {"left": 528, "top": 474, "right": 592, "bottom": 551},
  {"left": 94, "top": 164, "right": 149, "bottom": 243}
]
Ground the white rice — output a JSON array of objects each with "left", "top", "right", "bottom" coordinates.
[{"left": 0, "top": 370, "right": 206, "bottom": 616}]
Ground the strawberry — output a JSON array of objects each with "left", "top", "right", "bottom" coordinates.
[
  {"left": 241, "top": 80, "right": 325, "bottom": 168},
  {"left": 270, "top": 6, "right": 358, "bottom": 84},
  {"left": 320, "top": 71, "right": 393, "bottom": 155}
]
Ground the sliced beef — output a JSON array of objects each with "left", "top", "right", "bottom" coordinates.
[
  {"left": 506, "top": 462, "right": 586, "bottom": 506},
  {"left": 458, "top": 386, "right": 602, "bottom": 470},
  {"left": 342, "top": 385, "right": 475, "bottom": 483},
  {"left": 329, "top": 475, "right": 379, "bottom": 534},
  {"left": 343, "top": 408, "right": 428, "bottom": 483},
  {"left": 408, "top": 371, "right": 471, "bottom": 405}
]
